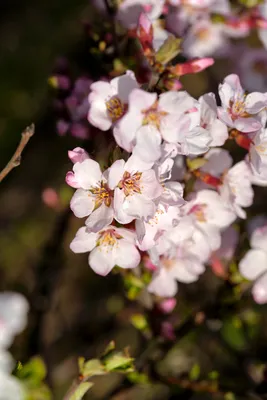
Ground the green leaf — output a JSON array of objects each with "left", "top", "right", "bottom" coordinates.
[
  {"left": 238, "top": 0, "right": 263, "bottom": 8},
  {"left": 17, "top": 357, "right": 46, "bottom": 385},
  {"left": 78, "top": 358, "right": 85, "bottom": 374},
  {"left": 104, "top": 352, "right": 134, "bottom": 373},
  {"left": 131, "top": 314, "right": 148, "bottom": 331},
  {"left": 189, "top": 364, "right": 200, "bottom": 381},
  {"left": 101, "top": 341, "right": 116, "bottom": 359},
  {"left": 82, "top": 359, "right": 106, "bottom": 378},
  {"left": 155, "top": 36, "right": 182, "bottom": 65},
  {"left": 186, "top": 157, "right": 207, "bottom": 171},
  {"left": 69, "top": 382, "right": 93, "bottom": 400},
  {"left": 221, "top": 316, "right": 247, "bottom": 351}
]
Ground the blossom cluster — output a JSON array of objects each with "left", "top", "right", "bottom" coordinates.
[
  {"left": 0, "top": 292, "right": 29, "bottom": 398},
  {"left": 67, "top": 63, "right": 267, "bottom": 299},
  {"left": 94, "top": 0, "right": 267, "bottom": 58}
]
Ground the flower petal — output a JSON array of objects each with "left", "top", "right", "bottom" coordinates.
[
  {"left": 123, "top": 193, "right": 156, "bottom": 220},
  {"left": 239, "top": 249, "right": 267, "bottom": 280},
  {"left": 70, "top": 189, "right": 95, "bottom": 218},
  {"left": 114, "top": 240, "right": 141, "bottom": 269},
  {"left": 70, "top": 227, "right": 98, "bottom": 253},
  {"left": 148, "top": 269, "right": 178, "bottom": 297},
  {"left": 85, "top": 203, "right": 114, "bottom": 232},
  {"left": 108, "top": 159, "right": 125, "bottom": 189},
  {"left": 73, "top": 159, "right": 102, "bottom": 189},
  {"left": 89, "top": 247, "right": 115, "bottom": 276},
  {"left": 132, "top": 125, "right": 162, "bottom": 163}
]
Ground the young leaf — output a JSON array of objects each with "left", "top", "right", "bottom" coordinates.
[{"left": 69, "top": 382, "right": 93, "bottom": 400}]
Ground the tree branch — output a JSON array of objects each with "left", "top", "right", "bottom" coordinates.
[{"left": 0, "top": 123, "right": 35, "bottom": 183}]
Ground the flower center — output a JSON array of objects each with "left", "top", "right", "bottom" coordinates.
[
  {"left": 229, "top": 98, "right": 249, "bottom": 120},
  {"left": 90, "top": 182, "right": 113, "bottom": 209},
  {"left": 97, "top": 229, "right": 123, "bottom": 247},
  {"left": 196, "top": 27, "right": 210, "bottom": 41},
  {"left": 106, "top": 96, "right": 126, "bottom": 123},
  {"left": 162, "top": 256, "right": 175, "bottom": 271},
  {"left": 188, "top": 204, "right": 207, "bottom": 222},
  {"left": 118, "top": 171, "right": 142, "bottom": 196},
  {"left": 142, "top": 101, "right": 167, "bottom": 130},
  {"left": 255, "top": 143, "right": 267, "bottom": 155}
]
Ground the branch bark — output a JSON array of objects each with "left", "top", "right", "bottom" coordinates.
[{"left": 0, "top": 123, "right": 35, "bottom": 183}]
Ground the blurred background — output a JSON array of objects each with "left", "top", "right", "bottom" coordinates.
[{"left": 1, "top": 1, "right": 267, "bottom": 399}]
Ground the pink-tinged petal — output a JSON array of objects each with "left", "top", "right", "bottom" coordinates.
[
  {"left": 114, "top": 240, "right": 141, "bottom": 269},
  {"left": 70, "top": 227, "right": 97, "bottom": 253},
  {"left": 209, "top": 118, "right": 228, "bottom": 147},
  {"left": 113, "top": 110, "right": 143, "bottom": 152},
  {"left": 200, "top": 92, "right": 217, "bottom": 121},
  {"left": 217, "top": 107, "right": 234, "bottom": 127},
  {"left": 181, "top": 127, "right": 211, "bottom": 155},
  {"left": 159, "top": 91, "right": 197, "bottom": 114},
  {"left": 239, "top": 249, "right": 267, "bottom": 280},
  {"left": 141, "top": 169, "right": 163, "bottom": 199},
  {"left": 252, "top": 273, "right": 267, "bottom": 304},
  {"left": 132, "top": 125, "right": 162, "bottom": 164},
  {"left": 70, "top": 189, "right": 95, "bottom": 218},
  {"left": 234, "top": 117, "right": 262, "bottom": 133},
  {"left": 68, "top": 147, "right": 90, "bottom": 163},
  {"left": 201, "top": 148, "right": 233, "bottom": 176},
  {"left": 110, "top": 70, "right": 139, "bottom": 103},
  {"left": 245, "top": 92, "right": 267, "bottom": 114},
  {"left": 85, "top": 203, "right": 114, "bottom": 232},
  {"left": 116, "top": 227, "right": 136, "bottom": 243},
  {"left": 129, "top": 88, "right": 157, "bottom": 112},
  {"left": 159, "top": 298, "right": 177, "bottom": 314},
  {"left": 66, "top": 171, "right": 80, "bottom": 188},
  {"left": 114, "top": 188, "right": 135, "bottom": 224},
  {"left": 176, "top": 58, "right": 214, "bottom": 76},
  {"left": 137, "top": 12, "right": 153, "bottom": 51},
  {"left": 89, "top": 81, "right": 114, "bottom": 99},
  {"left": 73, "top": 159, "right": 102, "bottom": 189},
  {"left": 171, "top": 260, "right": 199, "bottom": 283},
  {"left": 88, "top": 101, "right": 111, "bottom": 131},
  {"left": 108, "top": 159, "right": 125, "bottom": 189},
  {"left": 125, "top": 154, "right": 153, "bottom": 172},
  {"left": 148, "top": 269, "right": 178, "bottom": 297},
  {"left": 219, "top": 74, "right": 243, "bottom": 107},
  {"left": 89, "top": 247, "right": 115, "bottom": 276},
  {"left": 135, "top": 219, "right": 146, "bottom": 243},
  {"left": 123, "top": 193, "right": 156, "bottom": 220},
  {"left": 160, "top": 181, "right": 185, "bottom": 206}
]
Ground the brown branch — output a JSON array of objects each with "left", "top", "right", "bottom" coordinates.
[{"left": 0, "top": 123, "right": 35, "bottom": 183}]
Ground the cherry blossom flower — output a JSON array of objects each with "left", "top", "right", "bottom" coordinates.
[
  {"left": 0, "top": 292, "right": 29, "bottom": 349},
  {"left": 116, "top": 0, "right": 165, "bottom": 29},
  {"left": 68, "top": 158, "right": 115, "bottom": 232},
  {"left": 218, "top": 74, "right": 267, "bottom": 133},
  {"left": 135, "top": 204, "right": 181, "bottom": 251},
  {"left": 70, "top": 225, "right": 141, "bottom": 276},
  {"left": 88, "top": 71, "right": 139, "bottom": 131},
  {"left": 114, "top": 88, "right": 211, "bottom": 158},
  {"left": 219, "top": 161, "right": 254, "bottom": 219},
  {"left": 108, "top": 155, "right": 163, "bottom": 223},
  {"left": 0, "top": 370, "right": 25, "bottom": 400},
  {"left": 148, "top": 243, "right": 206, "bottom": 297},
  {"left": 184, "top": 189, "right": 236, "bottom": 231},
  {"left": 182, "top": 19, "right": 230, "bottom": 58},
  {"left": 239, "top": 221, "right": 267, "bottom": 304},
  {"left": 249, "top": 126, "right": 267, "bottom": 179}
]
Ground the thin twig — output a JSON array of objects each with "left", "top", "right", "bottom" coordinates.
[{"left": 0, "top": 123, "right": 35, "bottom": 183}]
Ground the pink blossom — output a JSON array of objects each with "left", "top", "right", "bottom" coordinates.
[
  {"left": 70, "top": 226, "right": 141, "bottom": 276},
  {"left": 68, "top": 147, "right": 90, "bottom": 164},
  {"left": 218, "top": 74, "right": 267, "bottom": 133},
  {"left": 184, "top": 189, "right": 236, "bottom": 231},
  {"left": 108, "top": 155, "right": 163, "bottom": 223},
  {"left": 69, "top": 158, "right": 114, "bottom": 232},
  {"left": 249, "top": 126, "right": 267, "bottom": 179},
  {"left": 148, "top": 247, "right": 205, "bottom": 297},
  {"left": 88, "top": 71, "right": 139, "bottom": 131},
  {"left": 158, "top": 298, "right": 177, "bottom": 313},
  {"left": 116, "top": 0, "right": 165, "bottom": 29},
  {"left": 219, "top": 161, "right": 254, "bottom": 219},
  {"left": 239, "top": 221, "right": 267, "bottom": 304}
]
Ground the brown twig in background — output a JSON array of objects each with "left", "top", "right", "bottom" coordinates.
[{"left": 0, "top": 123, "right": 35, "bottom": 183}]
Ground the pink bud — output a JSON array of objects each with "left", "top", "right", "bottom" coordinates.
[
  {"left": 65, "top": 171, "right": 80, "bottom": 188},
  {"left": 143, "top": 255, "right": 157, "bottom": 271},
  {"left": 42, "top": 188, "right": 60, "bottom": 209},
  {"left": 137, "top": 13, "right": 153, "bottom": 51},
  {"left": 159, "top": 298, "right": 177, "bottom": 314},
  {"left": 174, "top": 58, "right": 214, "bottom": 76},
  {"left": 161, "top": 322, "right": 176, "bottom": 341},
  {"left": 68, "top": 147, "right": 89, "bottom": 163}
]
